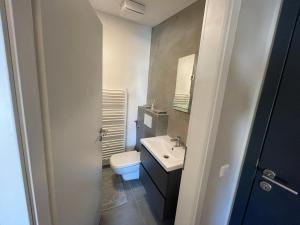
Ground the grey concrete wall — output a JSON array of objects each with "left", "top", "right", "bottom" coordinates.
[{"left": 147, "top": 0, "right": 205, "bottom": 144}]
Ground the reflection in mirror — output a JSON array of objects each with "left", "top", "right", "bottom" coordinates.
[{"left": 173, "top": 54, "right": 196, "bottom": 113}]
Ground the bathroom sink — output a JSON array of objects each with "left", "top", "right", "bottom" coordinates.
[{"left": 140, "top": 136, "right": 185, "bottom": 172}]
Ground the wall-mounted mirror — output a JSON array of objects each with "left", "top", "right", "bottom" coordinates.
[{"left": 173, "top": 54, "right": 196, "bottom": 113}]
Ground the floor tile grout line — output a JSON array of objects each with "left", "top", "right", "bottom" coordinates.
[
  {"left": 125, "top": 180, "right": 148, "bottom": 225},
  {"left": 101, "top": 168, "right": 167, "bottom": 225},
  {"left": 101, "top": 168, "right": 130, "bottom": 215}
]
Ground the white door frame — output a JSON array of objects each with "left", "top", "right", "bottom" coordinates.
[
  {"left": 175, "top": 0, "right": 242, "bottom": 224},
  {"left": 7, "top": 0, "right": 244, "bottom": 225},
  {"left": 4, "top": 0, "right": 52, "bottom": 225},
  {"left": 0, "top": 0, "right": 34, "bottom": 224}
]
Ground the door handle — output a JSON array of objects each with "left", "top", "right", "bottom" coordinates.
[
  {"left": 261, "top": 169, "right": 298, "bottom": 195},
  {"left": 262, "top": 175, "right": 298, "bottom": 195},
  {"left": 96, "top": 128, "right": 108, "bottom": 142},
  {"left": 99, "top": 128, "right": 108, "bottom": 135}
]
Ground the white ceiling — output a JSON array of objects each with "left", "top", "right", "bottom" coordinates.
[{"left": 90, "top": 0, "right": 198, "bottom": 27}]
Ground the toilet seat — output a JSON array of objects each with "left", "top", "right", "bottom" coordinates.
[{"left": 110, "top": 151, "right": 140, "bottom": 169}]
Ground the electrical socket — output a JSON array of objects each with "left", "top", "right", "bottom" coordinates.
[{"left": 219, "top": 164, "right": 230, "bottom": 178}]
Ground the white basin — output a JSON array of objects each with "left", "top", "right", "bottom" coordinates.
[{"left": 140, "top": 135, "right": 186, "bottom": 172}]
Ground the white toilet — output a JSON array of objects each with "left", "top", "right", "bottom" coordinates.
[{"left": 110, "top": 150, "right": 141, "bottom": 181}]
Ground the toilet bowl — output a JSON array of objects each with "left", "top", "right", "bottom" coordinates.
[{"left": 110, "top": 150, "right": 140, "bottom": 181}]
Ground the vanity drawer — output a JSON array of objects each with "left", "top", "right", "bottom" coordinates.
[
  {"left": 140, "top": 144, "right": 169, "bottom": 196},
  {"left": 140, "top": 165, "right": 165, "bottom": 219}
]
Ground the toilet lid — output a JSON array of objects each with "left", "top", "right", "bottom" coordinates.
[{"left": 110, "top": 151, "right": 141, "bottom": 168}]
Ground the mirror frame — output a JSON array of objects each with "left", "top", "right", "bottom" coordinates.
[{"left": 173, "top": 53, "right": 198, "bottom": 113}]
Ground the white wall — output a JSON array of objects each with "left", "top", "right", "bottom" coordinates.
[
  {"left": 98, "top": 12, "right": 151, "bottom": 149},
  {"left": 199, "top": 0, "right": 282, "bottom": 225},
  {"left": 0, "top": 13, "right": 30, "bottom": 225}
]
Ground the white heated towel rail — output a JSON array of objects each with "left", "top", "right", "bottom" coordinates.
[{"left": 102, "top": 89, "right": 127, "bottom": 160}]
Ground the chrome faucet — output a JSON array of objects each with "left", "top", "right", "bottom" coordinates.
[{"left": 170, "top": 136, "right": 182, "bottom": 147}]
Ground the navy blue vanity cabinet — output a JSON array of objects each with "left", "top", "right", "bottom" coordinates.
[{"left": 140, "top": 144, "right": 182, "bottom": 220}]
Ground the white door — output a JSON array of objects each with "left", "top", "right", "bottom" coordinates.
[
  {"left": 0, "top": 1, "right": 31, "bottom": 225},
  {"left": 34, "top": 0, "right": 103, "bottom": 224}
]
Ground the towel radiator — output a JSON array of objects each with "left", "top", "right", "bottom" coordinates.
[{"left": 102, "top": 89, "right": 127, "bottom": 162}]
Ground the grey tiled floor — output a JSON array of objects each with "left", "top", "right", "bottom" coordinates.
[{"left": 100, "top": 167, "right": 174, "bottom": 225}]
